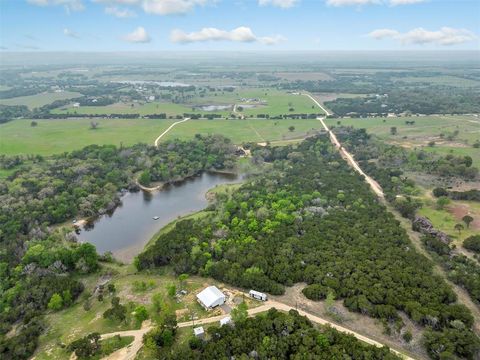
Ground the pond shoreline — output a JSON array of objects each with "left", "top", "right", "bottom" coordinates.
[{"left": 77, "top": 171, "right": 245, "bottom": 263}]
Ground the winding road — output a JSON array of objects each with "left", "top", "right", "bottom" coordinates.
[
  {"left": 98, "top": 298, "right": 415, "bottom": 360},
  {"left": 154, "top": 117, "right": 190, "bottom": 147}
]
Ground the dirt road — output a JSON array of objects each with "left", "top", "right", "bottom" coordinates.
[
  {"left": 154, "top": 117, "right": 190, "bottom": 147},
  {"left": 304, "top": 93, "right": 384, "bottom": 198},
  {"left": 98, "top": 299, "right": 415, "bottom": 360}
]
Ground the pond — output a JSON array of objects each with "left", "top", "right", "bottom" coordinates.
[
  {"left": 77, "top": 172, "right": 243, "bottom": 263},
  {"left": 196, "top": 105, "right": 233, "bottom": 112}
]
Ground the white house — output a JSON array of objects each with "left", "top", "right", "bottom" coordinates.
[
  {"left": 249, "top": 290, "right": 268, "bottom": 301},
  {"left": 219, "top": 316, "right": 232, "bottom": 327},
  {"left": 196, "top": 286, "right": 225, "bottom": 310},
  {"left": 193, "top": 326, "right": 205, "bottom": 339}
]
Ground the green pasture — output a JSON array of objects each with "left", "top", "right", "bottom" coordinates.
[{"left": 0, "top": 91, "right": 82, "bottom": 109}]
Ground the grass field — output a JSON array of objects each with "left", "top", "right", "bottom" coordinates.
[
  {"left": 418, "top": 200, "right": 480, "bottom": 246},
  {"left": 0, "top": 118, "right": 322, "bottom": 155},
  {"left": 326, "top": 115, "right": 480, "bottom": 166},
  {"left": 50, "top": 89, "right": 322, "bottom": 118},
  {"left": 392, "top": 75, "right": 480, "bottom": 88},
  {"left": 0, "top": 91, "right": 81, "bottom": 109}
]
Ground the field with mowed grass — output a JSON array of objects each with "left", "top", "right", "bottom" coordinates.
[
  {"left": 326, "top": 115, "right": 480, "bottom": 165},
  {"left": 0, "top": 91, "right": 82, "bottom": 109},
  {"left": 0, "top": 118, "right": 323, "bottom": 156},
  {"left": 49, "top": 89, "right": 322, "bottom": 117},
  {"left": 0, "top": 118, "right": 176, "bottom": 155}
]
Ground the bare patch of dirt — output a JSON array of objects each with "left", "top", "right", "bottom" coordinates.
[{"left": 449, "top": 203, "right": 480, "bottom": 231}]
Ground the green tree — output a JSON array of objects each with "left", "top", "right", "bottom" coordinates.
[
  {"left": 454, "top": 223, "right": 464, "bottom": 234},
  {"left": 166, "top": 284, "right": 176, "bottom": 298},
  {"left": 462, "top": 215, "right": 474, "bottom": 229},
  {"left": 390, "top": 127, "right": 397, "bottom": 135},
  {"left": 436, "top": 196, "right": 451, "bottom": 210},
  {"left": 231, "top": 301, "right": 248, "bottom": 324},
  {"left": 288, "top": 126, "right": 295, "bottom": 132},
  {"left": 139, "top": 170, "right": 151, "bottom": 187},
  {"left": 134, "top": 305, "right": 149, "bottom": 324},
  {"left": 48, "top": 293, "right": 63, "bottom": 311},
  {"left": 178, "top": 273, "right": 189, "bottom": 290}
]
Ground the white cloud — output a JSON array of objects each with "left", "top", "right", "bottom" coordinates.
[
  {"left": 326, "top": 0, "right": 425, "bottom": 6},
  {"left": 171, "top": 26, "right": 286, "bottom": 45},
  {"left": 258, "top": 0, "right": 299, "bottom": 8},
  {"left": 326, "top": 0, "right": 381, "bottom": 6},
  {"left": 105, "top": 6, "right": 136, "bottom": 17},
  {"left": 27, "top": 0, "right": 84, "bottom": 12},
  {"left": 63, "top": 28, "right": 80, "bottom": 38},
  {"left": 389, "top": 0, "right": 425, "bottom": 5},
  {"left": 368, "top": 28, "right": 399, "bottom": 39},
  {"left": 123, "top": 26, "right": 151, "bottom": 43},
  {"left": 95, "top": 0, "right": 212, "bottom": 15},
  {"left": 368, "top": 27, "right": 477, "bottom": 46}
]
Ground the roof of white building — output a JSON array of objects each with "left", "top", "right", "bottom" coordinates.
[
  {"left": 220, "top": 316, "right": 231, "bottom": 326},
  {"left": 196, "top": 286, "right": 225, "bottom": 308},
  {"left": 193, "top": 326, "right": 204, "bottom": 335}
]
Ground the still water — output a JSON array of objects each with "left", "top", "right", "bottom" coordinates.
[{"left": 78, "top": 172, "right": 242, "bottom": 262}]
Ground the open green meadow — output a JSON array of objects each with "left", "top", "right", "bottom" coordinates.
[
  {"left": 0, "top": 118, "right": 322, "bottom": 156},
  {"left": 326, "top": 115, "right": 480, "bottom": 165},
  {"left": 0, "top": 119, "right": 176, "bottom": 155},
  {"left": 0, "top": 91, "right": 82, "bottom": 109},
  {"left": 50, "top": 89, "right": 322, "bottom": 117}
]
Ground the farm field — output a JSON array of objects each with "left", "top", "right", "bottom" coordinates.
[
  {"left": 0, "top": 91, "right": 82, "bottom": 109},
  {"left": 0, "top": 118, "right": 322, "bottom": 155},
  {"left": 162, "top": 119, "right": 322, "bottom": 143},
  {"left": 325, "top": 115, "right": 480, "bottom": 165},
  {"left": 50, "top": 89, "right": 322, "bottom": 117},
  {"left": 392, "top": 75, "right": 480, "bottom": 88}
]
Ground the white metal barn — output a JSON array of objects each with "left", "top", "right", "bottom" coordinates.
[
  {"left": 196, "top": 286, "right": 226, "bottom": 310},
  {"left": 249, "top": 290, "right": 268, "bottom": 301}
]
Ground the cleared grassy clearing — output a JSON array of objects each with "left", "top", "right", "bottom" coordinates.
[
  {"left": 325, "top": 115, "right": 480, "bottom": 165},
  {"left": 51, "top": 101, "right": 193, "bottom": 116},
  {"left": 0, "top": 118, "right": 176, "bottom": 155},
  {"left": 0, "top": 118, "right": 321, "bottom": 156},
  {"left": 161, "top": 119, "right": 322, "bottom": 143},
  {"left": 392, "top": 75, "right": 480, "bottom": 88},
  {"left": 50, "top": 89, "right": 322, "bottom": 118},
  {"left": 418, "top": 200, "right": 480, "bottom": 246},
  {"left": 0, "top": 91, "right": 82, "bottom": 109}
]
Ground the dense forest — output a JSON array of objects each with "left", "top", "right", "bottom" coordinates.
[
  {"left": 0, "top": 135, "right": 237, "bottom": 359},
  {"left": 334, "top": 127, "right": 480, "bottom": 305},
  {"left": 168, "top": 309, "right": 401, "bottom": 359},
  {"left": 138, "top": 135, "right": 479, "bottom": 359}
]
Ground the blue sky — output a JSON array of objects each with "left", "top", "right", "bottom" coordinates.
[{"left": 0, "top": 0, "right": 479, "bottom": 51}]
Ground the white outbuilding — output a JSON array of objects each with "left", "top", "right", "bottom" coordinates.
[
  {"left": 196, "top": 286, "right": 225, "bottom": 310},
  {"left": 219, "top": 316, "right": 232, "bottom": 327},
  {"left": 249, "top": 290, "right": 268, "bottom": 301},
  {"left": 193, "top": 326, "right": 205, "bottom": 339}
]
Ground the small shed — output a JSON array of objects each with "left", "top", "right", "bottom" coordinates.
[
  {"left": 249, "top": 290, "right": 268, "bottom": 301},
  {"left": 193, "top": 326, "right": 204, "bottom": 339},
  {"left": 196, "top": 286, "right": 226, "bottom": 310},
  {"left": 220, "top": 316, "right": 232, "bottom": 327}
]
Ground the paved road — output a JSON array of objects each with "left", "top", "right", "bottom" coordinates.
[
  {"left": 304, "top": 93, "right": 384, "bottom": 199},
  {"left": 154, "top": 117, "right": 190, "bottom": 147}
]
